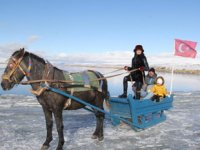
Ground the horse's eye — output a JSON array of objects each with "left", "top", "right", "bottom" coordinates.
[{"left": 9, "top": 63, "right": 14, "bottom": 68}]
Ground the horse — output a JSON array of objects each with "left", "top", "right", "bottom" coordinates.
[{"left": 1, "top": 48, "right": 109, "bottom": 150}]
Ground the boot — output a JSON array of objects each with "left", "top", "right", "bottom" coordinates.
[
  {"left": 118, "top": 93, "right": 127, "bottom": 98},
  {"left": 119, "top": 77, "right": 128, "bottom": 98},
  {"left": 135, "top": 91, "right": 141, "bottom": 100}
]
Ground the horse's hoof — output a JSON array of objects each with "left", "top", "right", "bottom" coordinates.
[
  {"left": 56, "top": 146, "right": 63, "bottom": 150},
  {"left": 91, "top": 134, "right": 98, "bottom": 139},
  {"left": 98, "top": 136, "right": 104, "bottom": 141},
  {"left": 41, "top": 145, "right": 49, "bottom": 150}
]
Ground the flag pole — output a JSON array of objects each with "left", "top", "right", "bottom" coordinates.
[
  {"left": 170, "top": 65, "right": 174, "bottom": 95},
  {"left": 170, "top": 40, "right": 176, "bottom": 95}
]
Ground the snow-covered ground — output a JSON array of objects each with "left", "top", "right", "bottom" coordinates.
[{"left": 0, "top": 92, "right": 200, "bottom": 150}]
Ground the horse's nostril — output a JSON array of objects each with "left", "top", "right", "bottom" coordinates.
[
  {"left": 1, "top": 82, "right": 4, "bottom": 88},
  {"left": 1, "top": 80, "right": 9, "bottom": 90},
  {"left": 1, "top": 82, "right": 5, "bottom": 89}
]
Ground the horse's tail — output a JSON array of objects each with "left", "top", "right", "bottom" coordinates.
[
  {"left": 103, "top": 91, "right": 110, "bottom": 110},
  {"left": 100, "top": 73, "right": 110, "bottom": 110},
  {"left": 90, "top": 70, "right": 110, "bottom": 110}
]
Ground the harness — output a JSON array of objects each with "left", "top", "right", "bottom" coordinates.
[
  {"left": 2, "top": 51, "right": 103, "bottom": 109},
  {"left": 2, "top": 52, "right": 32, "bottom": 83},
  {"left": 30, "top": 61, "right": 55, "bottom": 96},
  {"left": 63, "top": 71, "right": 102, "bottom": 90},
  {"left": 2, "top": 50, "right": 140, "bottom": 109},
  {"left": 1, "top": 51, "right": 52, "bottom": 96}
]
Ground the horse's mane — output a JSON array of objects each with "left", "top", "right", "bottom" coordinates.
[
  {"left": 12, "top": 50, "right": 20, "bottom": 56},
  {"left": 29, "top": 52, "right": 46, "bottom": 64},
  {"left": 12, "top": 49, "right": 46, "bottom": 64},
  {"left": 29, "top": 52, "right": 62, "bottom": 72},
  {"left": 13, "top": 49, "right": 62, "bottom": 71}
]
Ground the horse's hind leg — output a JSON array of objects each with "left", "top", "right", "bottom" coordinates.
[
  {"left": 41, "top": 107, "right": 53, "bottom": 150},
  {"left": 92, "top": 94, "right": 105, "bottom": 141},
  {"left": 92, "top": 111, "right": 104, "bottom": 141},
  {"left": 54, "top": 110, "right": 65, "bottom": 150}
]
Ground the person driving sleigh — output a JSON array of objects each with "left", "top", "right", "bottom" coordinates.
[{"left": 118, "top": 45, "right": 149, "bottom": 99}]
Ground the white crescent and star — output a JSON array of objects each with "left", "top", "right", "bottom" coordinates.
[{"left": 178, "top": 43, "right": 191, "bottom": 53}]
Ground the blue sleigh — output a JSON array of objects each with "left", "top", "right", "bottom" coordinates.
[
  {"left": 42, "top": 84, "right": 173, "bottom": 130},
  {"left": 109, "top": 95, "right": 173, "bottom": 130}
]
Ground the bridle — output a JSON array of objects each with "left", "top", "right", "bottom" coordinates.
[{"left": 2, "top": 51, "right": 32, "bottom": 83}]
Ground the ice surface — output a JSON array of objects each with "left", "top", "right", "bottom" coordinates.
[{"left": 0, "top": 92, "right": 200, "bottom": 150}]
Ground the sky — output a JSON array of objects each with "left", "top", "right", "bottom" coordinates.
[{"left": 0, "top": 0, "right": 200, "bottom": 63}]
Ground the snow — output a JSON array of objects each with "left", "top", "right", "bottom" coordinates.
[
  {"left": 0, "top": 92, "right": 200, "bottom": 150},
  {"left": 1, "top": 51, "right": 200, "bottom": 70}
]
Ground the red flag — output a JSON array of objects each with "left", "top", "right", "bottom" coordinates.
[{"left": 174, "top": 39, "right": 197, "bottom": 58}]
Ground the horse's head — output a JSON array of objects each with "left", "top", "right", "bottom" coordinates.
[{"left": 1, "top": 48, "right": 28, "bottom": 90}]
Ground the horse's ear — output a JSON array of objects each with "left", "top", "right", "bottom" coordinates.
[
  {"left": 14, "top": 48, "right": 25, "bottom": 58},
  {"left": 19, "top": 48, "right": 25, "bottom": 54},
  {"left": 18, "top": 48, "right": 25, "bottom": 57}
]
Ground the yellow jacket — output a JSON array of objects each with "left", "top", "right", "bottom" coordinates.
[{"left": 150, "top": 84, "right": 168, "bottom": 97}]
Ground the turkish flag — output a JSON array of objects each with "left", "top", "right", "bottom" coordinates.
[{"left": 175, "top": 39, "right": 197, "bottom": 58}]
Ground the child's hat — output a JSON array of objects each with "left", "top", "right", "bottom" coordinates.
[
  {"left": 157, "top": 78, "right": 163, "bottom": 85},
  {"left": 156, "top": 76, "right": 165, "bottom": 85}
]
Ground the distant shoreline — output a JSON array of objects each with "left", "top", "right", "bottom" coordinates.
[
  {"left": 64, "top": 64, "right": 200, "bottom": 75},
  {"left": 154, "top": 67, "right": 200, "bottom": 75},
  {"left": 1, "top": 64, "right": 200, "bottom": 75}
]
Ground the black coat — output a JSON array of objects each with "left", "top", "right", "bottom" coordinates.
[{"left": 128, "top": 54, "right": 149, "bottom": 83}]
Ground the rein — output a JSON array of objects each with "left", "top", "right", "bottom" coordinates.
[{"left": 20, "top": 68, "right": 139, "bottom": 85}]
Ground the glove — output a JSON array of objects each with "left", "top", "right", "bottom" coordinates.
[
  {"left": 139, "top": 66, "right": 144, "bottom": 71},
  {"left": 124, "top": 66, "right": 129, "bottom": 71}
]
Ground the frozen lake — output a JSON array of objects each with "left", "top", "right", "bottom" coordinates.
[
  {"left": 0, "top": 92, "right": 200, "bottom": 150},
  {"left": 1, "top": 67, "right": 200, "bottom": 95},
  {"left": 0, "top": 67, "right": 200, "bottom": 149}
]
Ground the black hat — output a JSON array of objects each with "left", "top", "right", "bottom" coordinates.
[
  {"left": 134, "top": 45, "right": 144, "bottom": 52},
  {"left": 149, "top": 68, "right": 155, "bottom": 73}
]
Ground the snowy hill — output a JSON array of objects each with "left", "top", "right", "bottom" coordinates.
[
  {"left": 49, "top": 51, "right": 200, "bottom": 71},
  {"left": 0, "top": 51, "right": 199, "bottom": 71}
]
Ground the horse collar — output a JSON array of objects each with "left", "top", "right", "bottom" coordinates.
[{"left": 25, "top": 56, "right": 32, "bottom": 77}]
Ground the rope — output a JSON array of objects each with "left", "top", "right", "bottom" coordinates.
[
  {"left": 64, "top": 64, "right": 122, "bottom": 69},
  {"left": 65, "top": 64, "right": 125, "bottom": 75},
  {"left": 102, "top": 68, "right": 124, "bottom": 75},
  {"left": 20, "top": 68, "right": 139, "bottom": 85}
]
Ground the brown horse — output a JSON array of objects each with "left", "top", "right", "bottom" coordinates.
[{"left": 1, "top": 48, "right": 108, "bottom": 150}]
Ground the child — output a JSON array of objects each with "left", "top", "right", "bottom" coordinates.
[
  {"left": 143, "top": 76, "right": 168, "bottom": 102},
  {"left": 150, "top": 76, "right": 168, "bottom": 102}
]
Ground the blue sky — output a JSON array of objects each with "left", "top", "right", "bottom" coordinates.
[{"left": 0, "top": 0, "right": 200, "bottom": 56}]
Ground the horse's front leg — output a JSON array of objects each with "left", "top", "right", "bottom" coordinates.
[
  {"left": 41, "top": 106, "right": 53, "bottom": 150},
  {"left": 54, "top": 110, "right": 65, "bottom": 150}
]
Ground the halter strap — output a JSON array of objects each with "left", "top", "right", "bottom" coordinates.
[{"left": 2, "top": 51, "right": 32, "bottom": 82}]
